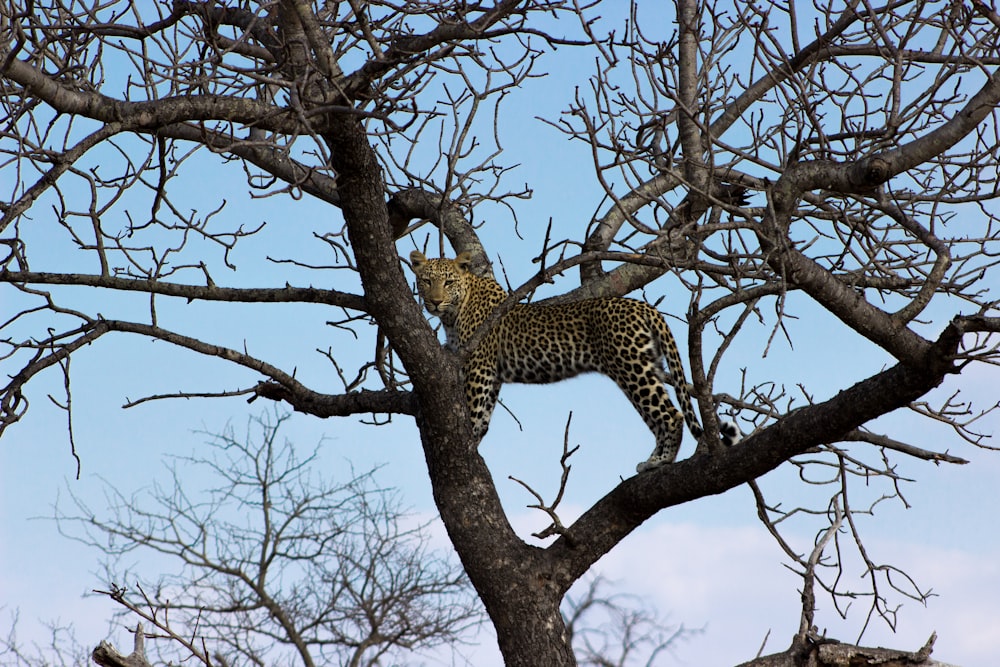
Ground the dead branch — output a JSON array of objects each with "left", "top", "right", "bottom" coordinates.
[{"left": 510, "top": 413, "right": 580, "bottom": 542}]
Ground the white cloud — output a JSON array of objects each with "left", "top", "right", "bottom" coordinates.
[
  {"left": 578, "top": 520, "right": 1000, "bottom": 666},
  {"left": 416, "top": 490, "right": 1000, "bottom": 666},
  {"left": 859, "top": 540, "right": 1000, "bottom": 665},
  {"left": 581, "top": 519, "right": 801, "bottom": 665},
  {"left": 7, "top": 495, "right": 997, "bottom": 666}
]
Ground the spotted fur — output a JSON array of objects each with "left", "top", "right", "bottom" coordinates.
[{"left": 409, "top": 251, "right": 708, "bottom": 470}]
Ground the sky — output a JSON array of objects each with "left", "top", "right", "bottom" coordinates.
[{"left": 3, "top": 4, "right": 1000, "bottom": 667}]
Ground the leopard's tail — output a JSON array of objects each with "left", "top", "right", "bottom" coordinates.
[{"left": 647, "top": 309, "right": 703, "bottom": 439}]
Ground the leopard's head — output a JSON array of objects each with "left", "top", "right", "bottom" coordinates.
[{"left": 409, "top": 251, "right": 473, "bottom": 321}]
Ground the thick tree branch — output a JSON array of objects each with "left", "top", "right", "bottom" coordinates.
[
  {"left": 155, "top": 123, "right": 342, "bottom": 206},
  {"left": 548, "top": 315, "right": 977, "bottom": 591},
  {"left": 0, "top": 57, "right": 304, "bottom": 132},
  {"left": 1, "top": 316, "right": 411, "bottom": 435},
  {"left": 250, "top": 380, "right": 415, "bottom": 418},
  {"left": 739, "top": 632, "right": 945, "bottom": 667},
  {"left": 0, "top": 271, "right": 365, "bottom": 310},
  {"left": 388, "top": 188, "right": 486, "bottom": 263},
  {"left": 754, "top": 68, "right": 1000, "bottom": 365},
  {"left": 323, "top": 109, "right": 567, "bottom": 664}
]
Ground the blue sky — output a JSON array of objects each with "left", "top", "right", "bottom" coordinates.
[
  {"left": 3, "top": 4, "right": 1000, "bottom": 666},
  {"left": 4, "top": 147, "right": 998, "bottom": 665}
]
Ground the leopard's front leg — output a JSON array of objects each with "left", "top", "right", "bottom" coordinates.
[{"left": 463, "top": 350, "right": 501, "bottom": 443}]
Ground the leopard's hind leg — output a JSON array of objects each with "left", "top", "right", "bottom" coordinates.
[
  {"left": 602, "top": 335, "right": 688, "bottom": 472},
  {"left": 634, "top": 398, "right": 686, "bottom": 473}
]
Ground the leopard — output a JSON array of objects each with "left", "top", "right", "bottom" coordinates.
[{"left": 408, "top": 251, "right": 738, "bottom": 472}]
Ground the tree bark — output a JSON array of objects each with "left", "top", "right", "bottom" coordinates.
[
  {"left": 739, "top": 632, "right": 951, "bottom": 667},
  {"left": 322, "top": 113, "right": 577, "bottom": 665}
]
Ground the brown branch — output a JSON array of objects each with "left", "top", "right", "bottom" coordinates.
[
  {"left": 710, "top": 1, "right": 865, "bottom": 139},
  {"left": 840, "top": 430, "right": 968, "bottom": 465},
  {"left": 92, "top": 623, "right": 153, "bottom": 667},
  {"left": 249, "top": 380, "right": 415, "bottom": 419},
  {"left": 2, "top": 314, "right": 414, "bottom": 439},
  {"left": 94, "top": 319, "right": 415, "bottom": 418},
  {"left": 154, "top": 123, "right": 342, "bottom": 206},
  {"left": 739, "top": 632, "right": 944, "bottom": 667},
  {"left": 509, "top": 412, "right": 580, "bottom": 543},
  {"left": 759, "top": 69, "right": 1000, "bottom": 363},
  {"left": 1, "top": 322, "right": 109, "bottom": 437},
  {"left": 0, "top": 123, "right": 123, "bottom": 234},
  {"left": 548, "top": 314, "right": 978, "bottom": 592},
  {"left": 0, "top": 271, "right": 366, "bottom": 310},
  {"left": 388, "top": 188, "right": 486, "bottom": 261},
  {"left": 797, "top": 499, "right": 844, "bottom": 642},
  {"left": 344, "top": 0, "right": 537, "bottom": 96},
  {"left": 2, "top": 56, "right": 304, "bottom": 132}
]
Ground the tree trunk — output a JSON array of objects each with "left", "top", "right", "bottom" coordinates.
[
  {"left": 490, "top": 597, "right": 575, "bottom": 667},
  {"left": 323, "top": 113, "right": 580, "bottom": 665}
]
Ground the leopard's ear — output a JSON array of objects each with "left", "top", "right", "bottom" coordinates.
[
  {"left": 454, "top": 252, "right": 473, "bottom": 272},
  {"left": 409, "top": 250, "right": 427, "bottom": 268}
]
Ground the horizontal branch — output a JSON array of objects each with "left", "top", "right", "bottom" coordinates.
[
  {"left": 250, "top": 380, "right": 415, "bottom": 418},
  {"left": 739, "top": 631, "right": 945, "bottom": 667},
  {"left": 1, "top": 56, "right": 306, "bottom": 132},
  {"left": 771, "top": 68, "right": 1000, "bottom": 200},
  {"left": 1, "top": 316, "right": 413, "bottom": 439},
  {"left": 841, "top": 429, "right": 968, "bottom": 465},
  {"left": 0, "top": 271, "right": 366, "bottom": 310}
]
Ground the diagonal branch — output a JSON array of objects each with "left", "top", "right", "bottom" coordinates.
[
  {"left": 95, "top": 319, "right": 415, "bottom": 418},
  {"left": 546, "top": 314, "right": 990, "bottom": 592},
  {"left": 0, "top": 123, "right": 124, "bottom": 234},
  {"left": 755, "top": 66, "right": 1000, "bottom": 365},
  {"left": 1, "top": 317, "right": 414, "bottom": 441},
  {"left": 156, "top": 123, "right": 342, "bottom": 206}
]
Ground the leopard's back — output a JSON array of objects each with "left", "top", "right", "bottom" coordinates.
[{"left": 408, "top": 251, "right": 705, "bottom": 470}]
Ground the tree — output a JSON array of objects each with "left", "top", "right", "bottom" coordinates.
[
  {"left": 3, "top": 414, "right": 674, "bottom": 667},
  {"left": 563, "top": 575, "right": 700, "bottom": 667},
  {"left": 1, "top": 614, "right": 91, "bottom": 667},
  {"left": 51, "top": 411, "right": 482, "bottom": 667},
  {"left": 1, "top": 1, "right": 998, "bottom": 665}
]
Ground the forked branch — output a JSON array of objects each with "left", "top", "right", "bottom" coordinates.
[{"left": 510, "top": 413, "right": 580, "bottom": 542}]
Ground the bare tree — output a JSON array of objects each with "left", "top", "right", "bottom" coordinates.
[
  {"left": 563, "top": 576, "right": 699, "bottom": 667},
  {"left": 54, "top": 411, "right": 483, "bottom": 667},
  {"left": 1, "top": 613, "right": 92, "bottom": 667},
  {"left": 2, "top": 1, "right": 999, "bottom": 665}
]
